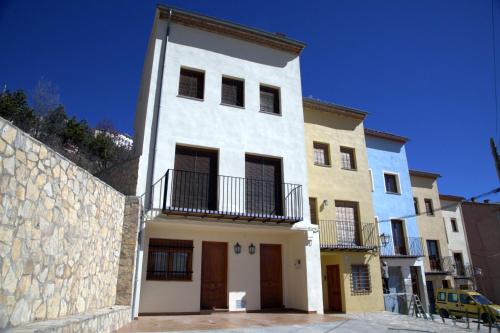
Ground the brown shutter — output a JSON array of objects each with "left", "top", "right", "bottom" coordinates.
[
  {"left": 245, "top": 155, "right": 282, "bottom": 216},
  {"left": 260, "top": 86, "right": 280, "bottom": 114},
  {"left": 179, "top": 69, "right": 204, "bottom": 99},
  {"left": 221, "top": 78, "right": 244, "bottom": 106}
]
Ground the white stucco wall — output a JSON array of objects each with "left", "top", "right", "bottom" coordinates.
[
  {"left": 133, "top": 13, "right": 323, "bottom": 314},
  {"left": 440, "top": 199, "right": 472, "bottom": 267}
]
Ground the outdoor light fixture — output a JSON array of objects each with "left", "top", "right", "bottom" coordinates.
[
  {"left": 322, "top": 199, "right": 328, "bottom": 207},
  {"left": 248, "top": 243, "right": 256, "bottom": 255},
  {"left": 380, "top": 233, "right": 390, "bottom": 247},
  {"left": 234, "top": 242, "right": 241, "bottom": 254}
]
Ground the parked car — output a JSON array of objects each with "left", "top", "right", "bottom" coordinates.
[{"left": 435, "top": 288, "right": 500, "bottom": 323}]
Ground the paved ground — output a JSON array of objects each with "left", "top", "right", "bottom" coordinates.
[{"left": 116, "top": 311, "right": 499, "bottom": 332}]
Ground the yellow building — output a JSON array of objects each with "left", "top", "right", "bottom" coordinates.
[
  {"left": 410, "top": 170, "right": 455, "bottom": 313},
  {"left": 303, "top": 98, "right": 384, "bottom": 313}
]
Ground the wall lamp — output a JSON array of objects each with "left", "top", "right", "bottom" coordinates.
[
  {"left": 234, "top": 242, "right": 241, "bottom": 254},
  {"left": 249, "top": 243, "right": 256, "bottom": 255}
]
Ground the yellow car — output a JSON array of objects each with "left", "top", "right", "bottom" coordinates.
[{"left": 435, "top": 288, "right": 500, "bottom": 323}]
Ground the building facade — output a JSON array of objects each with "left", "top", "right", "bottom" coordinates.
[
  {"left": 365, "top": 130, "right": 428, "bottom": 314},
  {"left": 461, "top": 201, "right": 500, "bottom": 304},
  {"left": 132, "top": 6, "right": 323, "bottom": 316},
  {"left": 304, "top": 99, "right": 384, "bottom": 313},
  {"left": 439, "top": 195, "right": 474, "bottom": 290},
  {"left": 410, "top": 170, "right": 454, "bottom": 313}
]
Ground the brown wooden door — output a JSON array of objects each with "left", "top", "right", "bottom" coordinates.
[
  {"left": 260, "top": 244, "right": 283, "bottom": 309},
  {"left": 201, "top": 242, "right": 227, "bottom": 310},
  {"left": 327, "top": 265, "right": 342, "bottom": 312}
]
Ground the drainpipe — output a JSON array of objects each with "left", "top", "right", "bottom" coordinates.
[{"left": 131, "top": 8, "right": 172, "bottom": 319}]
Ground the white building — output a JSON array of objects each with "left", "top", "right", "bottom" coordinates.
[
  {"left": 132, "top": 5, "right": 323, "bottom": 317},
  {"left": 439, "top": 195, "right": 474, "bottom": 290},
  {"left": 94, "top": 129, "right": 134, "bottom": 150}
]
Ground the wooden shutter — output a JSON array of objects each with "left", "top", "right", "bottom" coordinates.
[
  {"left": 179, "top": 69, "right": 204, "bottom": 99},
  {"left": 221, "top": 78, "right": 243, "bottom": 106},
  {"left": 245, "top": 155, "right": 283, "bottom": 216},
  {"left": 260, "top": 86, "right": 280, "bottom": 114},
  {"left": 309, "top": 198, "right": 318, "bottom": 224}
]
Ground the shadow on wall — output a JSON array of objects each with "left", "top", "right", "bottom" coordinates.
[
  {"left": 410, "top": 176, "right": 434, "bottom": 190},
  {"left": 304, "top": 107, "right": 361, "bottom": 132},
  {"left": 365, "top": 137, "right": 403, "bottom": 154},
  {"left": 169, "top": 24, "right": 297, "bottom": 68}
]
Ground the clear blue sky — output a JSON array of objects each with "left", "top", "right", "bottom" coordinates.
[{"left": 1, "top": 0, "right": 499, "bottom": 199}]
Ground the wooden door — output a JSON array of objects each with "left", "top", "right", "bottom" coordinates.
[
  {"left": 201, "top": 242, "right": 227, "bottom": 310},
  {"left": 327, "top": 265, "right": 342, "bottom": 312},
  {"left": 260, "top": 244, "right": 283, "bottom": 309}
]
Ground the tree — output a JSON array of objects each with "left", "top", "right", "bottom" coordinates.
[
  {"left": 38, "top": 106, "right": 67, "bottom": 147},
  {"left": 0, "top": 90, "right": 37, "bottom": 133},
  {"left": 90, "top": 132, "right": 119, "bottom": 171}
]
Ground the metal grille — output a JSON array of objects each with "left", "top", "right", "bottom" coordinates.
[
  {"left": 319, "top": 220, "right": 378, "bottom": 250},
  {"left": 146, "top": 239, "right": 193, "bottom": 281},
  {"left": 178, "top": 68, "right": 204, "bottom": 99},
  {"left": 340, "top": 147, "right": 355, "bottom": 170},
  {"left": 313, "top": 142, "right": 329, "bottom": 165},
  {"left": 351, "top": 265, "right": 371, "bottom": 295},
  {"left": 221, "top": 77, "right": 244, "bottom": 106},
  {"left": 260, "top": 85, "right": 280, "bottom": 114},
  {"left": 424, "top": 199, "right": 434, "bottom": 215}
]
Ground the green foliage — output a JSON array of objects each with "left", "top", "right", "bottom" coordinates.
[{"left": 0, "top": 87, "right": 131, "bottom": 174}]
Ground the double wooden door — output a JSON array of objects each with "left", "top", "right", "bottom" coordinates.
[
  {"left": 260, "top": 244, "right": 283, "bottom": 309},
  {"left": 327, "top": 265, "right": 342, "bottom": 312},
  {"left": 201, "top": 241, "right": 227, "bottom": 310}
]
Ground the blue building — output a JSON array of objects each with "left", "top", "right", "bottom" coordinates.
[{"left": 365, "top": 129, "right": 429, "bottom": 314}]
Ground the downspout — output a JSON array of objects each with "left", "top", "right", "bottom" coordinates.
[{"left": 131, "top": 8, "right": 172, "bottom": 319}]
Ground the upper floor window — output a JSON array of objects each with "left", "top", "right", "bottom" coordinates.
[
  {"left": 340, "top": 147, "right": 356, "bottom": 170},
  {"left": 424, "top": 198, "right": 434, "bottom": 216},
  {"left": 384, "top": 173, "right": 399, "bottom": 194},
  {"left": 413, "top": 197, "right": 419, "bottom": 214},
  {"left": 313, "top": 142, "right": 330, "bottom": 166},
  {"left": 178, "top": 68, "right": 204, "bottom": 99},
  {"left": 450, "top": 218, "right": 458, "bottom": 232},
  {"left": 309, "top": 197, "right": 318, "bottom": 224},
  {"left": 221, "top": 77, "right": 244, "bottom": 107},
  {"left": 260, "top": 85, "right": 280, "bottom": 115}
]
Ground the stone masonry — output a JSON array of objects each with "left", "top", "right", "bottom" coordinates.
[{"left": 0, "top": 117, "right": 128, "bottom": 329}]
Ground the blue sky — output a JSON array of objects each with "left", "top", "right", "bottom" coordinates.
[{"left": 1, "top": 0, "right": 499, "bottom": 199}]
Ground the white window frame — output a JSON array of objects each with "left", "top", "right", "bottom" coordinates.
[{"left": 383, "top": 171, "right": 401, "bottom": 195}]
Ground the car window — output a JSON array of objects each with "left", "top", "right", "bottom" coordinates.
[
  {"left": 448, "top": 292, "right": 458, "bottom": 303},
  {"left": 460, "top": 294, "right": 471, "bottom": 304},
  {"left": 437, "top": 292, "right": 446, "bottom": 302},
  {"left": 471, "top": 294, "right": 493, "bottom": 305}
]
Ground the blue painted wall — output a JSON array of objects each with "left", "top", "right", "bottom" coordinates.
[{"left": 365, "top": 135, "right": 420, "bottom": 238}]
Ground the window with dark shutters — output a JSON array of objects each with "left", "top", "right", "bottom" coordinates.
[
  {"left": 221, "top": 77, "right": 244, "bottom": 107},
  {"left": 173, "top": 146, "right": 218, "bottom": 210},
  {"left": 245, "top": 155, "right": 283, "bottom": 216},
  {"left": 178, "top": 68, "right": 205, "bottom": 99},
  {"left": 309, "top": 198, "right": 318, "bottom": 224},
  {"left": 260, "top": 85, "right": 280, "bottom": 114},
  {"left": 384, "top": 173, "right": 399, "bottom": 194},
  {"left": 146, "top": 239, "right": 193, "bottom": 281}
]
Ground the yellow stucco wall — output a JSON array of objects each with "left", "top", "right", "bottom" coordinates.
[{"left": 304, "top": 102, "right": 383, "bottom": 312}]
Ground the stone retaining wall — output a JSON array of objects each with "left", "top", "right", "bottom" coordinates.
[{"left": 0, "top": 117, "right": 128, "bottom": 329}]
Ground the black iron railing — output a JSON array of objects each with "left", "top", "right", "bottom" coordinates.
[
  {"left": 428, "top": 255, "right": 455, "bottom": 273},
  {"left": 380, "top": 236, "right": 424, "bottom": 257},
  {"left": 319, "top": 220, "right": 378, "bottom": 251},
  {"left": 144, "top": 169, "right": 303, "bottom": 223}
]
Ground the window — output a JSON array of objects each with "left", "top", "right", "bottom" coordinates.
[
  {"left": 178, "top": 68, "right": 204, "bottom": 99},
  {"left": 221, "top": 77, "right": 244, "bottom": 107},
  {"left": 424, "top": 199, "right": 434, "bottom": 216},
  {"left": 450, "top": 218, "right": 458, "bottom": 232},
  {"left": 351, "top": 265, "right": 371, "bottom": 294},
  {"left": 336, "top": 201, "right": 360, "bottom": 246},
  {"left": 460, "top": 293, "right": 472, "bottom": 304},
  {"left": 309, "top": 198, "right": 318, "bottom": 224},
  {"left": 146, "top": 239, "right": 193, "bottom": 281},
  {"left": 413, "top": 198, "right": 419, "bottom": 214},
  {"left": 427, "top": 240, "right": 441, "bottom": 271},
  {"left": 453, "top": 252, "right": 465, "bottom": 276},
  {"left": 340, "top": 147, "right": 356, "bottom": 170},
  {"left": 260, "top": 85, "right": 280, "bottom": 114},
  {"left": 384, "top": 173, "right": 399, "bottom": 194},
  {"left": 447, "top": 292, "right": 458, "bottom": 303},
  {"left": 313, "top": 142, "right": 330, "bottom": 166},
  {"left": 437, "top": 291, "right": 446, "bottom": 302}
]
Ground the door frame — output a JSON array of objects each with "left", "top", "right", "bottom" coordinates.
[
  {"left": 200, "top": 241, "right": 228, "bottom": 310},
  {"left": 326, "top": 264, "right": 342, "bottom": 312}
]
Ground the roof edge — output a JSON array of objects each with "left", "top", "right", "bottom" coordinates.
[
  {"left": 365, "top": 128, "right": 409, "bottom": 143},
  {"left": 157, "top": 5, "right": 305, "bottom": 54},
  {"left": 303, "top": 97, "right": 368, "bottom": 120},
  {"left": 439, "top": 194, "right": 465, "bottom": 202},
  {"left": 409, "top": 169, "right": 442, "bottom": 179}
]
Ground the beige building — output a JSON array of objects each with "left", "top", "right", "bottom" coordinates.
[
  {"left": 410, "top": 170, "right": 454, "bottom": 313},
  {"left": 304, "top": 98, "right": 384, "bottom": 313}
]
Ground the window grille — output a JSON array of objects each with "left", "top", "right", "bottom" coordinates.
[
  {"left": 260, "top": 85, "right": 280, "bottom": 114},
  {"left": 222, "top": 77, "right": 244, "bottom": 106},
  {"left": 340, "top": 147, "right": 356, "bottom": 170},
  {"left": 424, "top": 199, "right": 434, "bottom": 215},
  {"left": 178, "top": 68, "right": 204, "bottom": 99},
  {"left": 313, "top": 142, "right": 330, "bottom": 166},
  {"left": 351, "top": 265, "right": 371, "bottom": 294},
  {"left": 146, "top": 239, "right": 193, "bottom": 281}
]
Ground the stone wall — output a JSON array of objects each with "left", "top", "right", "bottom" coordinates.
[{"left": 0, "top": 117, "right": 127, "bottom": 328}]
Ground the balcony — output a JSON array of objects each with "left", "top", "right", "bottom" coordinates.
[
  {"left": 428, "top": 255, "right": 455, "bottom": 274},
  {"left": 144, "top": 169, "right": 303, "bottom": 223},
  {"left": 379, "top": 236, "right": 424, "bottom": 257},
  {"left": 453, "top": 262, "right": 474, "bottom": 278},
  {"left": 319, "top": 220, "right": 378, "bottom": 252}
]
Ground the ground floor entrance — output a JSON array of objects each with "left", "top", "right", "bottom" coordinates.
[
  {"left": 201, "top": 241, "right": 228, "bottom": 310},
  {"left": 321, "top": 251, "right": 384, "bottom": 313}
]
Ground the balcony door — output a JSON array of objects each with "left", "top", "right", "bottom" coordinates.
[
  {"left": 453, "top": 253, "right": 465, "bottom": 276},
  {"left": 245, "top": 155, "right": 283, "bottom": 216},
  {"left": 173, "top": 146, "right": 218, "bottom": 211},
  {"left": 391, "top": 220, "right": 407, "bottom": 255},
  {"left": 335, "top": 201, "right": 360, "bottom": 246},
  {"left": 426, "top": 240, "right": 441, "bottom": 271}
]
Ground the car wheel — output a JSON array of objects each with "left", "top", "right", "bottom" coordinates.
[
  {"left": 481, "top": 313, "right": 491, "bottom": 324},
  {"left": 439, "top": 309, "right": 449, "bottom": 318}
]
